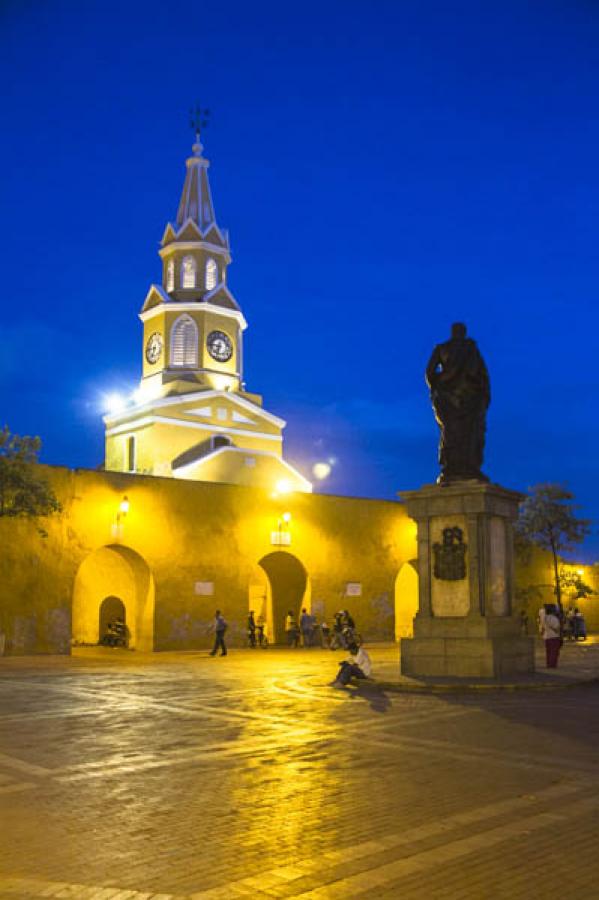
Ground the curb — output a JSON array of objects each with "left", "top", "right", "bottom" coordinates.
[{"left": 374, "top": 675, "right": 599, "bottom": 694}]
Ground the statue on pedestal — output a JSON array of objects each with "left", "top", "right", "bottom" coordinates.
[{"left": 425, "top": 323, "right": 490, "bottom": 484}]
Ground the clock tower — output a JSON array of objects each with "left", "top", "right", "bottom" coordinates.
[{"left": 103, "top": 134, "right": 311, "bottom": 492}]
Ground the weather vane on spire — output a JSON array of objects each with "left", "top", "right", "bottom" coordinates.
[{"left": 190, "top": 104, "right": 210, "bottom": 143}]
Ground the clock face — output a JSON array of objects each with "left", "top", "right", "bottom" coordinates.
[
  {"left": 207, "top": 330, "right": 233, "bottom": 363},
  {"left": 145, "top": 331, "right": 163, "bottom": 364}
]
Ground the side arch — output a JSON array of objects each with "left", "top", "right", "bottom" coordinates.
[
  {"left": 395, "top": 560, "right": 419, "bottom": 640},
  {"left": 72, "top": 545, "right": 155, "bottom": 650}
]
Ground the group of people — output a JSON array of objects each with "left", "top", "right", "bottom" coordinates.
[
  {"left": 538, "top": 603, "right": 588, "bottom": 669},
  {"left": 282, "top": 608, "right": 359, "bottom": 649}
]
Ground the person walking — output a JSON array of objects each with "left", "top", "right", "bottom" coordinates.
[
  {"left": 540, "top": 603, "right": 561, "bottom": 668},
  {"left": 209, "top": 610, "right": 228, "bottom": 657}
]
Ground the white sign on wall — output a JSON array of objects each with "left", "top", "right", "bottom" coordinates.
[
  {"left": 195, "top": 581, "right": 215, "bottom": 596},
  {"left": 270, "top": 531, "right": 291, "bottom": 546},
  {"left": 345, "top": 582, "right": 362, "bottom": 597}
]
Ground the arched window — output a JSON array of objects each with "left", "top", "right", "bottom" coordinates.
[
  {"left": 181, "top": 256, "right": 197, "bottom": 289},
  {"left": 166, "top": 259, "right": 174, "bottom": 293},
  {"left": 126, "top": 436, "right": 136, "bottom": 472},
  {"left": 170, "top": 315, "right": 198, "bottom": 367},
  {"left": 205, "top": 258, "right": 218, "bottom": 291}
]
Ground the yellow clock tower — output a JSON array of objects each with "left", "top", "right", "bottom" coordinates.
[{"left": 104, "top": 133, "right": 311, "bottom": 492}]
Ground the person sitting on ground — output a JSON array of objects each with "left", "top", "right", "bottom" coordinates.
[{"left": 331, "top": 641, "right": 372, "bottom": 688}]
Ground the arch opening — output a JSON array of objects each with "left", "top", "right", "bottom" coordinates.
[
  {"left": 394, "top": 561, "right": 419, "bottom": 640},
  {"left": 253, "top": 552, "right": 311, "bottom": 644},
  {"left": 72, "top": 545, "right": 155, "bottom": 651}
]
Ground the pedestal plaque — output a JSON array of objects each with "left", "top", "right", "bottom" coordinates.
[{"left": 400, "top": 481, "right": 535, "bottom": 679}]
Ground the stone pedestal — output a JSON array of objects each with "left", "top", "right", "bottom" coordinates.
[{"left": 400, "top": 481, "right": 534, "bottom": 679}]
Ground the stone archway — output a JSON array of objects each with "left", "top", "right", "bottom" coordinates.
[
  {"left": 72, "top": 545, "right": 155, "bottom": 650},
  {"left": 256, "top": 552, "right": 310, "bottom": 644},
  {"left": 395, "top": 561, "right": 419, "bottom": 640}
]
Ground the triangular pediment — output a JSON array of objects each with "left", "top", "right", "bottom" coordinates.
[
  {"left": 160, "top": 223, "right": 178, "bottom": 246},
  {"left": 175, "top": 218, "right": 203, "bottom": 242},
  {"left": 141, "top": 284, "right": 170, "bottom": 312},
  {"left": 202, "top": 223, "right": 226, "bottom": 248},
  {"left": 186, "top": 406, "right": 212, "bottom": 418},
  {"left": 203, "top": 284, "right": 241, "bottom": 312}
]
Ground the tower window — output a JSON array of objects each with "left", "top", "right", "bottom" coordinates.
[
  {"left": 181, "top": 256, "right": 197, "bottom": 289},
  {"left": 166, "top": 259, "right": 174, "bottom": 293},
  {"left": 126, "top": 436, "right": 136, "bottom": 472},
  {"left": 171, "top": 314, "right": 198, "bottom": 367},
  {"left": 205, "top": 258, "right": 218, "bottom": 291}
]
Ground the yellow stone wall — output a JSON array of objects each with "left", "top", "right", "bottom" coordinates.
[{"left": 0, "top": 465, "right": 417, "bottom": 655}]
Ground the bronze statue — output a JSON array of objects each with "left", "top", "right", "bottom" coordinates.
[{"left": 425, "top": 323, "right": 490, "bottom": 484}]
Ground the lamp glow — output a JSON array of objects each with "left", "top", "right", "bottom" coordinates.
[
  {"left": 312, "top": 462, "right": 331, "bottom": 480},
  {"left": 275, "top": 478, "right": 292, "bottom": 495},
  {"left": 105, "top": 392, "right": 126, "bottom": 414},
  {"left": 282, "top": 511, "right": 292, "bottom": 524},
  {"left": 119, "top": 496, "right": 130, "bottom": 516}
]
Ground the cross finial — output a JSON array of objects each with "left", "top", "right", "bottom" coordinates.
[{"left": 190, "top": 104, "right": 210, "bottom": 144}]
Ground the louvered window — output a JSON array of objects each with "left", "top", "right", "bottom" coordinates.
[
  {"left": 206, "top": 258, "right": 217, "bottom": 291},
  {"left": 171, "top": 315, "right": 198, "bottom": 367},
  {"left": 181, "top": 256, "right": 197, "bottom": 289},
  {"left": 166, "top": 259, "right": 174, "bottom": 292}
]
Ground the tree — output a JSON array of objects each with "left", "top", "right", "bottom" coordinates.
[
  {"left": 0, "top": 426, "right": 61, "bottom": 533},
  {"left": 558, "top": 567, "right": 595, "bottom": 604},
  {"left": 515, "top": 483, "right": 592, "bottom": 608}
]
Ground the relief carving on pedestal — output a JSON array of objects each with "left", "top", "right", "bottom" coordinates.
[{"left": 432, "top": 526, "right": 467, "bottom": 581}]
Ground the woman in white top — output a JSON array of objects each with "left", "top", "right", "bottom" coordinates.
[{"left": 540, "top": 604, "right": 562, "bottom": 668}]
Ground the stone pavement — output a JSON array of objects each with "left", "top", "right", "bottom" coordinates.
[{"left": 0, "top": 641, "right": 598, "bottom": 899}]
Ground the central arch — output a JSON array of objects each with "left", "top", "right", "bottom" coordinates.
[
  {"left": 254, "top": 552, "right": 311, "bottom": 644},
  {"left": 72, "top": 545, "right": 155, "bottom": 650}
]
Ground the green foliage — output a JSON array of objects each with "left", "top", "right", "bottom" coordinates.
[
  {"left": 516, "top": 483, "right": 592, "bottom": 606},
  {"left": 0, "top": 426, "right": 61, "bottom": 531},
  {"left": 558, "top": 568, "right": 595, "bottom": 601}
]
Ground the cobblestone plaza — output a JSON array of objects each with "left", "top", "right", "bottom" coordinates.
[{"left": 1, "top": 644, "right": 598, "bottom": 899}]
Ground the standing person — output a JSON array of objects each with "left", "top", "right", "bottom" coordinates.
[
  {"left": 209, "top": 610, "right": 228, "bottom": 657},
  {"left": 540, "top": 604, "right": 561, "bottom": 668},
  {"left": 256, "top": 612, "right": 266, "bottom": 646},
  {"left": 300, "top": 608, "right": 315, "bottom": 647},
  {"left": 320, "top": 619, "right": 330, "bottom": 648},
  {"left": 247, "top": 610, "right": 257, "bottom": 648},
  {"left": 285, "top": 610, "right": 298, "bottom": 647},
  {"left": 331, "top": 641, "right": 372, "bottom": 688}
]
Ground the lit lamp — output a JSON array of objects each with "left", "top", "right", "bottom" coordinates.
[
  {"left": 272, "top": 511, "right": 292, "bottom": 547},
  {"left": 111, "top": 495, "right": 130, "bottom": 539}
]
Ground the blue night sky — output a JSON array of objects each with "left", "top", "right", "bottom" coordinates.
[{"left": 2, "top": 0, "right": 598, "bottom": 559}]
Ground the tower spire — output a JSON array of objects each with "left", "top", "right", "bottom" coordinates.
[{"left": 176, "top": 106, "right": 215, "bottom": 230}]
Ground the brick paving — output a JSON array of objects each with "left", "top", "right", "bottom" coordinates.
[{"left": 0, "top": 642, "right": 598, "bottom": 899}]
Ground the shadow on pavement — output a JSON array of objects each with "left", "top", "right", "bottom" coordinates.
[{"left": 345, "top": 681, "right": 392, "bottom": 713}]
